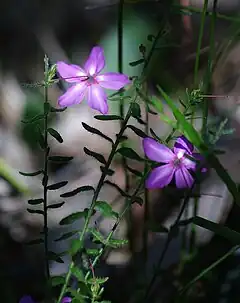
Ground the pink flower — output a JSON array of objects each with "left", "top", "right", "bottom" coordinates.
[
  {"left": 143, "top": 136, "right": 205, "bottom": 189},
  {"left": 56, "top": 46, "right": 130, "bottom": 114}
]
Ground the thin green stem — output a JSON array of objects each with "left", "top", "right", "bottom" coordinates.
[
  {"left": 57, "top": 104, "right": 133, "bottom": 303},
  {"left": 43, "top": 55, "right": 50, "bottom": 280},
  {"left": 179, "top": 245, "right": 240, "bottom": 296}
]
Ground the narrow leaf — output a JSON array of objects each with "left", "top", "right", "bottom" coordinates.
[
  {"left": 127, "top": 125, "right": 148, "bottom": 138},
  {"left": 126, "top": 165, "right": 142, "bottom": 177},
  {"left": 131, "top": 103, "right": 141, "bottom": 118},
  {"left": 108, "top": 239, "right": 128, "bottom": 248},
  {"left": 27, "top": 209, "right": 44, "bottom": 215},
  {"left": 94, "top": 115, "right": 123, "bottom": 121},
  {"left": 60, "top": 186, "right": 95, "bottom": 198},
  {"left": 28, "top": 198, "right": 44, "bottom": 205},
  {"left": 21, "top": 114, "right": 45, "bottom": 124},
  {"left": 70, "top": 239, "right": 82, "bottom": 256},
  {"left": 117, "top": 147, "right": 143, "bottom": 162},
  {"left": 47, "top": 128, "right": 63, "bottom": 143},
  {"left": 83, "top": 147, "right": 106, "bottom": 165},
  {"left": 47, "top": 201, "right": 65, "bottom": 209},
  {"left": 19, "top": 170, "right": 43, "bottom": 177},
  {"left": 100, "top": 166, "right": 115, "bottom": 176},
  {"left": 55, "top": 230, "right": 78, "bottom": 242},
  {"left": 104, "top": 180, "right": 129, "bottom": 197},
  {"left": 88, "top": 277, "right": 109, "bottom": 284},
  {"left": 89, "top": 228, "right": 106, "bottom": 245},
  {"left": 59, "top": 211, "right": 88, "bottom": 225},
  {"left": 129, "top": 59, "right": 145, "bottom": 66},
  {"left": 95, "top": 201, "right": 119, "bottom": 219},
  {"left": 51, "top": 276, "right": 65, "bottom": 286},
  {"left": 50, "top": 106, "right": 67, "bottom": 113},
  {"left": 82, "top": 122, "right": 113, "bottom": 144},
  {"left": 47, "top": 181, "right": 68, "bottom": 190},
  {"left": 48, "top": 156, "right": 74, "bottom": 162},
  {"left": 48, "top": 251, "right": 64, "bottom": 263}
]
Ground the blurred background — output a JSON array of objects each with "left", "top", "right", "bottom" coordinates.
[{"left": 1, "top": 0, "right": 240, "bottom": 302}]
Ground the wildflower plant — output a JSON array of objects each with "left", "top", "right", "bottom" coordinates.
[{"left": 3, "top": 0, "right": 240, "bottom": 302}]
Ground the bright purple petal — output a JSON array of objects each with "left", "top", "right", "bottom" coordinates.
[
  {"left": 56, "top": 62, "right": 87, "bottom": 83},
  {"left": 96, "top": 72, "right": 130, "bottom": 90},
  {"left": 62, "top": 297, "right": 72, "bottom": 303},
  {"left": 84, "top": 46, "right": 105, "bottom": 76},
  {"left": 146, "top": 164, "right": 175, "bottom": 189},
  {"left": 58, "top": 83, "right": 87, "bottom": 107},
  {"left": 174, "top": 136, "right": 194, "bottom": 155},
  {"left": 175, "top": 167, "right": 194, "bottom": 188},
  {"left": 19, "top": 295, "right": 35, "bottom": 303},
  {"left": 87, "top": 84, "right": 108, "bottom": 114},
  {"left": 143, "top": 138, "right": 175, "bottom": 163},
  {"left": 181, "top": 156, "right": 196, "bottom": 171}
]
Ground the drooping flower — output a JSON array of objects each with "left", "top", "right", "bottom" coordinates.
[
  {"left": 56, "top": 46, "right": 130, "bottom": 114},
  {"left": 143, "top": 136, "right": 206, "bottom": 189},
  {"left": 19, "top": 295, "right": 71, "bottom": 303}
]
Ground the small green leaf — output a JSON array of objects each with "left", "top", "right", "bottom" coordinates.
[
  {"left": 47, "top": 181, "right": 68, "bottom": 190},
  {"left": 70, "top": 239, "right": 82, "bottom": 256},
  {"left": 100, "top": 166, "right": 115, "bottom": 176},
  {"left": 48, "top": 251, "right": 64, "bottom": 263},
  {"left": 72, "top": 267, "right": 85, "bottom": 282},
  {"left": 47, "top": 201, "right": 65, "bottom": 209},
  {"left": 27, "top": 209, "right": 44, "bottom": 215},
  {"left": 83, "top": 147, "right": 106, "bottom": 165},
  {"left": 131, "top": 103, "right": 141, "bottom": 118},
  {"left": 82, "top": 122, "right": 113, "bottom": 144},
  {"left": 94, "top": 115, "right": 123, "bottom": 121},
  {"left": 47, "top": 128, "right": 63, "bottom": 143},
  {"left": 108, "top": 239, "right": 128, "bottom": 248},
  {"left": 129, "top": 58, "right": 145, "bottom": 66},
  {"left": 87, "top": 277, "right": 109, "bottom": 285},
  {"left": 86, "top": 249, "right": 99, "bottom": 256},
  {"left": 21, "top": 114, "right": 45, "bottom": 124},
  {"left": 59, "top": 211, "right": 88, "bottom": 225},
  {"left": 60, "top": 186, "right": 95, "bottom": 198},
  {"left": 19, "top": 170, "right": 43, "bottom": 177},
  {"left": 48, "top": 156, "right": 74, "bottom": 162},
  {"left": 95, "top": 201, "right": 119, "bottom": 219},
  {"left": 28, "top": 198, "right": 44, "bottom": 205},
  {"left": 51, "top": 276, "right": 65, "bottom": 287},
  {"left": 55, "top": 230, "right": 78, "bottom": 242},
  {"left": 117, "top": 147, "right": 143, "bottom": 162},
  {"left": 89, "top": 228, "right": 106, "bottom": 245},
  {"left": 127, "top": 125, "right": 148, "bottom": 138}
]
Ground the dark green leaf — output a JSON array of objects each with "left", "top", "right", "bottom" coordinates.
[
  {"left": 70, "top": 239, "right": 82, "bottom": 256},
  {"left": 72, "top": 267, "right": 85, "bottom": 282},
  {"left": 95, "top": 201, "right": 119, "bottom": 219},
  {"left": 94, "top": 115, "right": 123, "bottom": 121},
  {"left": 50, "top": 106, "right": 67, "bottom": 113},
  {"left": 47, "top": 128, "right": 63, "bottom": 143},
  {"left": 28, "top": 198, "right": 44, "bottom": 205},
  {"left": 19, "top": 170, "right": 43, "bottom": 177},
  {"left": 82, "top": 122, "right": 113, "bottom": 144},
  {"left": 126, "top": 165, "right": 142, "bottom": 177},
  {"left": 131, "top": 103, "right": 141, "bottom": 118},
  {"left": 132, "top": 196, "right": 144, "bottom": 205},
  {"left": 89, "top": 228, "right": 106, "bottom": 245},
  {"left": 48, "top": 156, "right": 74, "bottom": 162},
  {"left": 48, "top": 251, "right": 64, "bottom": 263},
  {"left": 59, "top": 210, "right": 88, "bottom": 225},
  {"left": 44, "top": 102, "right": 51, "bottom": 114},
  {"left": 104, "top": 180, "right": 129, "bottom": 197},
  {"left": 100, "top": 166, "right": 115, "bottom": 176},
  {"left": 47, "top": 201, "right": 65, "bottom": 209},
  {"left": 37, "top": 126, "right": 45, "bottom": 149},
  {"left": 83, "top": 147, "right": 106, "bottom": 165},
  {"left": 60, "top": 185, "right": 95, "bottom": 198},
  {"left": 27, "top": 209, "right": 44, "bottom": 215},
  {"left": 55, "top": 230, "right": 78, "bottom": 242},
  {"left": 47, "top": 181, "right": 68, "bottom": 190},
  {"left": 21, "top": 114, "right": 45, "bottom": 124},
  {"left": 127, "top": 125, "right": 148, "bottom": 138},
  {"left": 129, "top": 59, "right": 145, "bottom": 66},
  {"left": 117, "top": 147, "right": 143, "bottom": 162},
  {"left": 51, "top": 276, "right": 65, "bottom": 286},
  {"left": 193, "top": 216, "right": 240, "bottom": 244},
  {"left": 118, "top": 135, "right": 128, "bottom": 142}
]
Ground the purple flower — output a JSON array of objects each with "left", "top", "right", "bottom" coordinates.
[
  {"left": 143, "top": 136, "right": 205, "bottom": 189},
  {"left": 19, "top": 295, "right": 71, "bottom": 303},
  {"left": 56, "top": 46, "right": 130, "bottom": 114}
]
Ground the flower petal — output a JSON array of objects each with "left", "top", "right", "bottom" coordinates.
[
  {"left": 182, "top": 156, "right": 196, "bottom": 171},
  {"left": 96, "top": 72, "right": 130, "bottom": 90},
  {"left": 58, "top": 83, "right": 87, "bottom": 107},
  {"left": 146, "top": 164, "right": 175, "bottom": 188},
  {"left": 62, "top": 297, "right": 72, "bottom": 303},
  {"left": 143, "top": 138, "right": 175, "bottom": 163},
  {"left": 19, "top": 295, "right": 35, "bottom": 303},
  {"left": 87, "top": 84, "right": 108, "bottom": 114},
  {"left": 84, "top": 46, "right": 105, "bottom": 76},
  {"left": 56, "top": 62, "right": 87, "bottom": 83},
  {"left": 175, "top": 167, "right": 194, "bottom": 188},
  {"left": 174, "top": 135, "right": 194, "bottom": 155}
]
